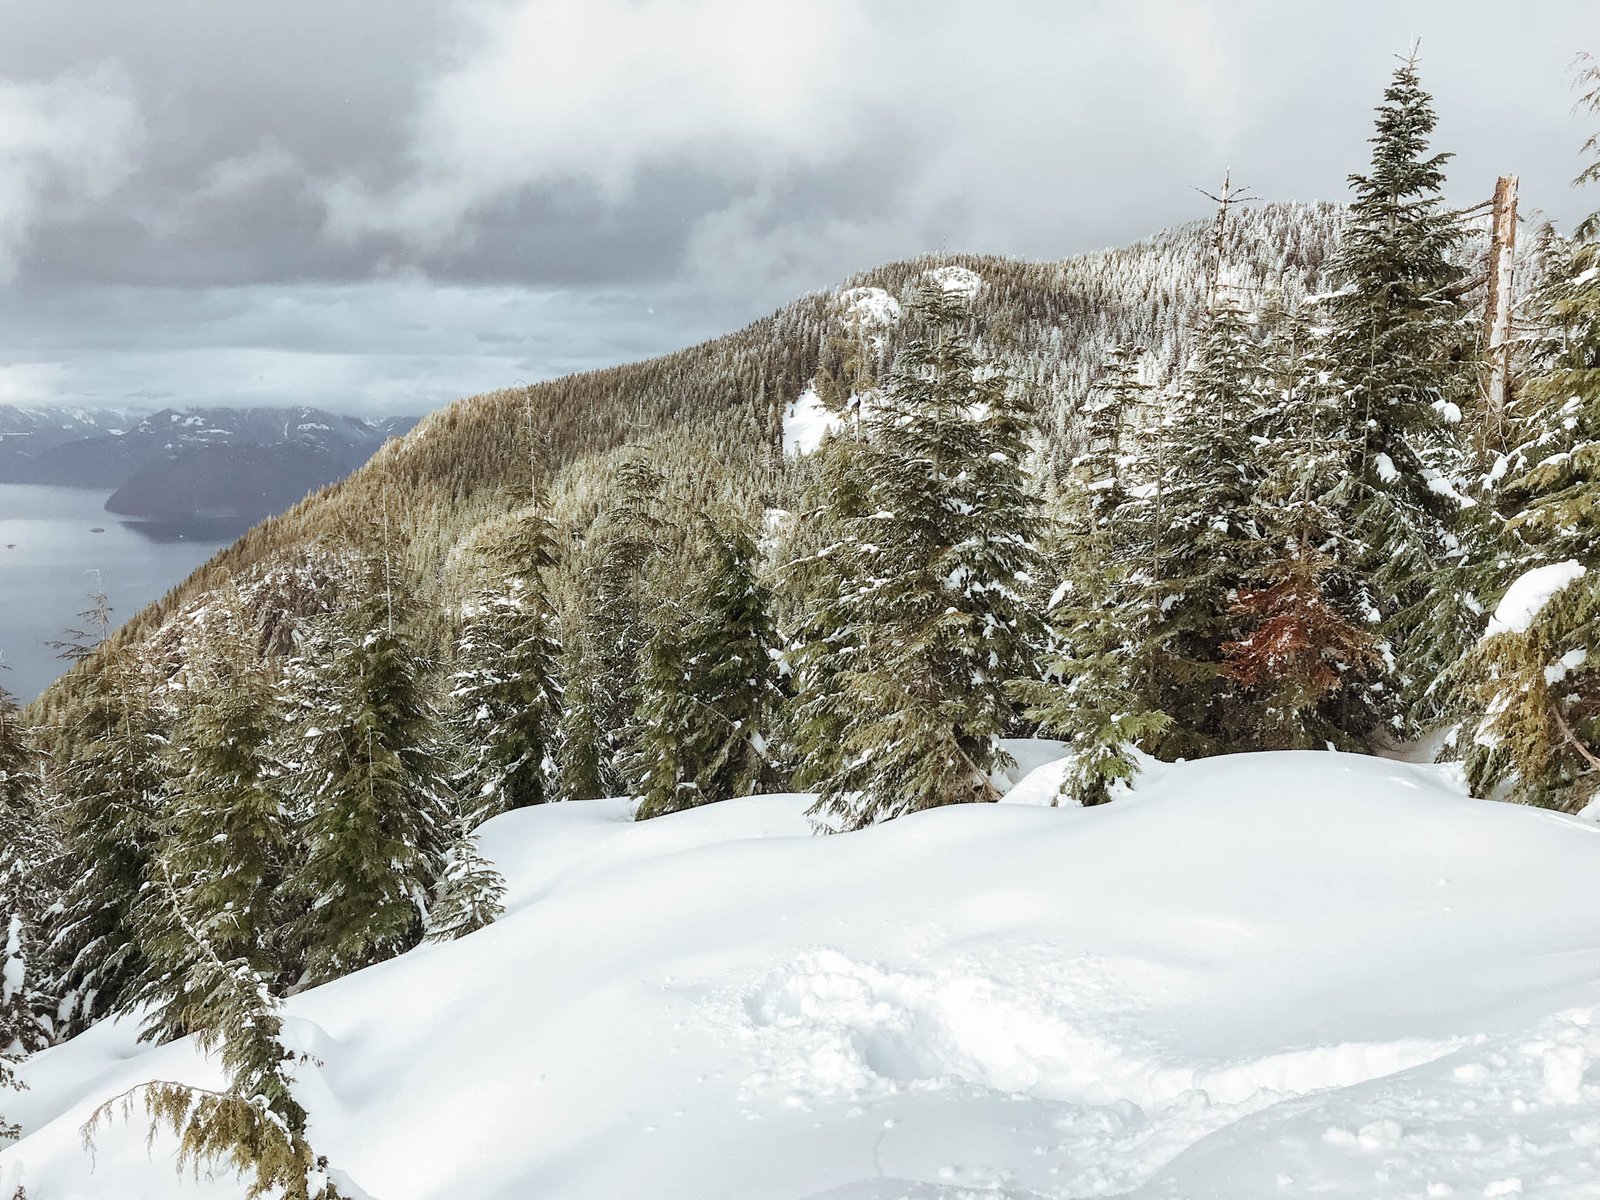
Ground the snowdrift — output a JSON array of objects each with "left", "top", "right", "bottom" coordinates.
[{"left": 5, "top": 749, "right": 1600, "bottom": 1199}]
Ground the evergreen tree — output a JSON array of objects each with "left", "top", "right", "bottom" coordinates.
[
  {"left": 634, "top": 517, "right": 782, "bottom": 820},
  {"left": 45, "top": 631, "right": 162, "bottom": 1035},
  {"left": 1324, "top": 54, "right": 1473, "bottom": 731},
  {"left": 1229, "top": 300, "right": 1380, "bottom": 748},
  {"left": 558, "top": 452, "right": 665, "bottom": 798},
  {"left": 0, "top": 680, "right": 51, "bottom": 1136},
  {"left": 425, "top": 820, "right": 506, "bottom": 943},
  {"left": 85, "top": 860, "right": 345, "bottom": 1200},
  {"left": 1017, "top": 348, "right": 1170, "bottom": 804},
  {"left": 283, "top": 559, "right": 452, "bottom": 986},
  {"left": 452, "top": 501, "right": 563, "bottom": 818},
  {"left": 782, "top": 422, "right": 875, "bottom": 797},
  {"left": 1152, "top": 293, "right": 1267, "bottom": 753},
  {"left": 1457, "top": 65, "right": 1600, "bottom": 810},
  {"left": 806, "top": 288, "right": 1043, "bottom": 829},
  {"left": 631, "top": 617, "right": 699, "bottom": 818},
  {"left": 135, "top": 597, "right": 293, "bottom": 1043}
]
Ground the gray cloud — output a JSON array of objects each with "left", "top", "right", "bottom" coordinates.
[{"left": 0, "top": 0, "right": 1597, "bottom": 416}]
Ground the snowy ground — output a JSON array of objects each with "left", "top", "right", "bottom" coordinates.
[{"left": 5, "top": 747, "right": 1600, "bottom": 1199}]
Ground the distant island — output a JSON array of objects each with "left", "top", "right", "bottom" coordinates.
[{"left": 0, "top": 405, "right": 417, "bottom": 532}]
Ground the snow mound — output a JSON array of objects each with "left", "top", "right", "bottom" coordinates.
[
  {"left": 1484, "top": 560, "right": 1586, "bottom": 637},
  {"left": 923, "top": 265, "right": 984, "bottom": 299},
  {"left": 9, "top": 751, "right": 1600, "bottom": 1199},
  {"left": 838, "top": 286, "right": 902, "bottom": 327},
  {"left": 783, "top": 383, "right": 844, "bottom": 456}
]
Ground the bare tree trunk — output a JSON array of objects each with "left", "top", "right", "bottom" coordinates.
[{"left": 1482, "top": 174, "right": 1518, "bottom": 451}]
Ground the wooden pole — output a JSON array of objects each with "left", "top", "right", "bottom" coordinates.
[{"left": 1483, "top": 174, "right": 1518, "bottom": 449}]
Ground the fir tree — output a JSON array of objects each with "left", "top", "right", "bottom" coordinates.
[
  {"left": 1457, "top": 65, "right": 1600, "bottom": 810},
  {"left": 631, "top": 617, "right": 699, "bottom": 818},
  {"left": 634, "top": 517, "right": 782, "bottom": 820},
  {"left": 782, "top": 421, "right": 875, "bottom": 798},
  {"left": 425, "top": 820, "right": 506, "bottom": 942},
  {"left": 1017, "top": 349, "right": 1170, "bottom": 804},
  {"left": 558, "top": 452, "right": 665, "bottom": 798},
  {"left": 135, "top": 597, "right": 293, "bottom": 1043},
  {"left": 45, "top": 635, "right": 162, "bottom": 1036},
  {"left": 84, "top": 861, "right": 345, "bottom": 1200},
  {"left": 1152, "top": 293, "right": 1267, "bottom": 752},
  {"left": 283, "top": 559, "right": 451, "bottom": 986},
  {"left": 1324, "top": 54, "right": 1473, "bottom": 731},
  {"left": 806, "top": 287, "right": 1043, "bottom": 829},
  {"left": 0, "top": 680, "right": 51, "bottom": 1137},
  {"left": 452, "top": 501, "right": 563, "bottom": 819},
  {"left": 1230, "top": 299, "right": 1381, "bottom": 748}
]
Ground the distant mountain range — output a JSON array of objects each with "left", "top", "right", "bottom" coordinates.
[{"left": 0, "top": 406, "right": 417, "bottom": 530}]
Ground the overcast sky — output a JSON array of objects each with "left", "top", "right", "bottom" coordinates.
[{"left": 1, "top": 0, "right": 1597, "bottom": 418}]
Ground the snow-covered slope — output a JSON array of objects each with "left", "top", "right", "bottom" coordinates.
[{"left": 6, "top": 750, "right": 1600, "bottom": 1199}]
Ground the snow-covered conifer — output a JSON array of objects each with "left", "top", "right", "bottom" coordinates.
[
  {"left": 283, "top": 559, "right": 451, "bottom": 986},
  {"left": 558, "top": 452, "right": 665, "bottom": 798},
  {"left": 1456, "top": 67, "right": 1600, "bottom": 810},
  {"left": 634, "top": 517, "right": 781, "bottom": 820},
  {"left": 807, "top": 288, "right": 1043, "bottom": 829},
  {"left": 1229, "top": 301, "right": 1381, "bottom": 747},
  {"left": 1152, "top": 293, "right": 1267, "bottom": 752},
  {"left": 85, "top": 860, "right": 345, "bottom": 1200},
  {"left": 1323, "top": 55, "right": 1473, "bottom": 726},
  {"left": 135, "top": 595, "right": 292, "bottom": 1043},
  {"left": 452, "top": 501, "right": 563, "bottom": 817},
  {"left": 0, "top": 681, "right": 52, "bottom": 1133},
  {"left": 45, "top": 646, "right": 162, "bottom": 1036},
  {"left": 1018, "top": 350, "right": 1170, "bottom": 803}
]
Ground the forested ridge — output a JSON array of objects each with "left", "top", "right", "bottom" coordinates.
[{"left": 0, "top": 54, "right": 1597, "bottom": 1195}]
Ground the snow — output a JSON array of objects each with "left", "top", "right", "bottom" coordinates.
[
  {"left": 8, "top": 750, "right": 1600, "bottom": 1199},
  {"left": 838, "top": 286, "right": 902, "bottom": 327},
  {"left": 1484, "top": 560, "right": 1586, "bottom": 637},
  {"left": 782, "top": 383, "right": 844, "bottom": 455},
  {"left": 923, "top": 265, "right": 984, "bottom": 299}
]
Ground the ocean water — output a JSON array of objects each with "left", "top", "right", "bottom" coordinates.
[{"left": 0, "top": 485, "right": 233, "bottom": 703}]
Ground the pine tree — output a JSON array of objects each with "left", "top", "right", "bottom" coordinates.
[
  {"left": 1324, "top": 54, "right": 1473, "bottom": 731},
  {"left": 807, "top": 287, "right": 1043, "bottom": 829},
  {"left": 0, "top": 680, "right": 51, "bottom": 1137},
  {"left": 782, "top": 423, "right": 875, "bottom": 798},
  {"left": 1456, "top": 63, "right": 1600, "bottom": 810},
  {"left": 136, "top": 597, "right": 292, "bottom": 1043},
  {"left": 558, "top": 452, "right": 665, "bottom": 798},
  {"left": 452, "top": 501, "right": 563, "bottom": 819},
  {"left": 1152, "top": 293, "right": 1267, "bottom": 752},
  {"left": 425, "top": 820, "right": 506, "bottom": 942},
  {"left": 1017, "top": 349, "right": 1170, "bottom": 804},
  {"left": 631, "top": 617, "right": 699, "bottom": 818},
  {"left": 283, "top": 559, "right": 451, "bottom": 986},
  {"left": 1228, "top": 300, "right": 1381, "bottom": 748},
  {"left": 84, "top": 860, "right": 346, "bottom": 1200},
  {"left": 634, "top": 517, "right": 781, "bottom": 820},
  {"left": 45, "top": 635, "right": 162, "bottom": 1035}
]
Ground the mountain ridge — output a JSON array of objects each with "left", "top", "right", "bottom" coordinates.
[{"left": 29, "top": 202, "right": 1351, "bottom": 711}]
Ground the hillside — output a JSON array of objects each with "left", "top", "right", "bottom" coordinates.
[
  {"left": 6, "top": 748, "right": 1599, "bottom": 1199},
  {"left": 36, "top": 201, "right": 1348, "bottom": 703}
]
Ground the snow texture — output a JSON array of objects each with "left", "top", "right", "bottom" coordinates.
[
  {"left": 1484, "top": 560, "right": 1586, "bottom": 637},
  {"left": 923, "top": 265, "right": 984, "bottom": 299},
  {"left": 783, "top": 383, "right": 843, "bottom": 456},
  {"left": 838, "top": 286, "right": 902, "bottom": 327},
  {"left": 7, "top": 749, "right": 1600, "bottom": 1199}
]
